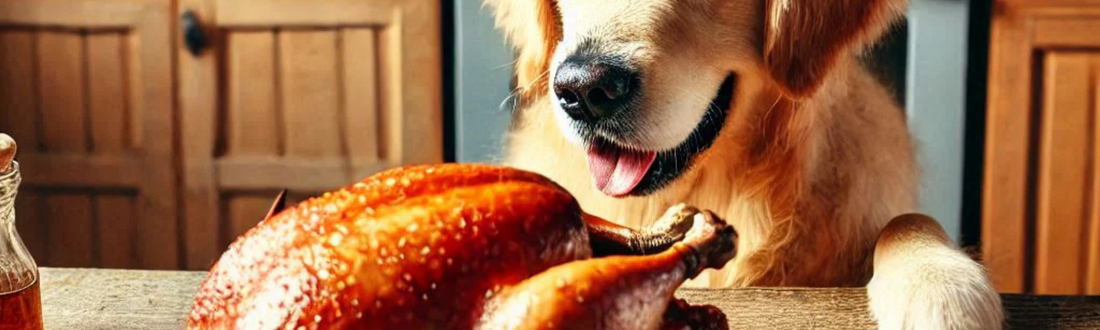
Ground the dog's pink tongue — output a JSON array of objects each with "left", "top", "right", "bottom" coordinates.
[{"left": 586, "top": 144, "right": 658, "bottom": 197}]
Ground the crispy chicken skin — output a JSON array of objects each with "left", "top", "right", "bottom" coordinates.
[{"left": 188, "top": 164, "right": 735, "bottom": 330}]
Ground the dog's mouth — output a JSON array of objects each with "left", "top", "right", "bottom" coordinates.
[{"left": 585, "top": 74, "right": 737, "bottom": 197}]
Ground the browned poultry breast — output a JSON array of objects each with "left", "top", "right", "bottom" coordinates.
[{"left": 187, "top": 163, "right": 735, "bottom": 330}]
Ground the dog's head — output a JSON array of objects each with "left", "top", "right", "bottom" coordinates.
[{"left": 488, "top": 0, "right": 906, "bottom": 197}]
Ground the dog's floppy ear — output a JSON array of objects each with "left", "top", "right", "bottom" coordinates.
[
  {"left": 484, "top": 0, "right": 561, "bottom": 98},
  {"left": 764, "top": 0, "right": 907, "bottom": 98}
]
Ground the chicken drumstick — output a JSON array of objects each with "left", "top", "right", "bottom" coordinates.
[{"left": 187, "top": 163, "right": 735, "bottom": 330}]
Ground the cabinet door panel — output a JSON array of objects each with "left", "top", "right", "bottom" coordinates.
[
  {"left": 0, "top": 30, "right": 40, "bottom": 151},
  {"left": 1035, "top": 53, "right": 1093, "bottom": 294},
  {"left": 278, "top": 30, "right": 342, "bottom": 158},
  {"left": 1090, "top": 60, "right": 1100, "bottom": 294},
  {"left": 226, "top": 31, "right": 280, "bottom": 157}
]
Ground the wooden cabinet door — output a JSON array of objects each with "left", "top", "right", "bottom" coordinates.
[
  {"left": 0, "top": 0, "right": 177, "bottom": 269},
  {"left": 178, "top": 0, "right": 442, "bottom": 269},
  {"left": 1033, "top": 53, "right": 1100, "bottom": 295},
  {"left": 985, "top": 1, "right": 1100, "bottom": 294}
]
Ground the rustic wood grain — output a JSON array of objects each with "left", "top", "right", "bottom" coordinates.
[
  {"left": 33, "top": 31, "right": 94, "bottom": 271},
  {"left": 96, "top": 195, "right": 137, "bottom": 269},
  {"left": 278, "top": 29, "right": 342, "bottom": 159},
  {"left": 17, "top": 153, "right": 141, "bottom": 189},
  {"left": 214, "top": 0, "right": 392, "bottom": 27},
  {"left": 37, "top": 268, "right": 1100, "bottom": 330},
  {"left": 1, "top": 0, "right": 178, "bottom": 270},
  {"left": 131, "top": 0, "right": 178, "bottom": 270},
  {"left": 398, "top": 0, "right": 443, "bottom": 165},
  {"left": 0, "top": 0, "right": 147, "bottom": 28},
  {"left": 14, "top": 189, "right": 44, "bottom": 261},
  {"left": 1090, "top": 56, "right": 1100, "bottom": 295},
  {"left": 1035, "top": 52, "right": 1092, "bottom": 294},
  {"left": 86, "top": 31, "right": 138, "bottom": 270},
  {"left": 36, "top": 30, "right": 87, "bottom": 154},
  {"left": 44, "top": 195, "right": 93, "bottom": 267},
  {"left": 984, "top": 0, "right": 1035, "bottom": 293},
  {"left": 86, "top": 32, "right": 129, "bottom": 155},
  {"left": 341, "top": 28, "right": 381, "bottom": 171},
  {"left": 1001, "top": 294, "right": 1100, "bottom": 329},
  {"left": 377, "top": 0, "right": 444, "bottom": 165},
  {"left": 40, "top": 268, "right": 203, "bottom": 330},
  {"left": 227, "top": 30, "right": 279, "bottom": 157},
  {"left": 680, "top": 288, "right": 877, "bottom": 329},
  {"left": 1033, "top": 18, "right": 1100, "bottom": 48},
  {"left": 214, "top": 157, "right": 368, "bottom": 192},
  {"left": 0, "top": 30, "right": 41, "bottom": 151},
  {"left": 177, "top": 0, "right": 222, "bottom": 271}
]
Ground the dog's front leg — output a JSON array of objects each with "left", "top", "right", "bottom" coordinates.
[{"left": 866, "top": 214, "right": 1003, "bottom": 330}]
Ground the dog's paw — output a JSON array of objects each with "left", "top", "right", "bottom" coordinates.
[{"left": 867, "top": 215, "right": 1003, "bottom": 330}]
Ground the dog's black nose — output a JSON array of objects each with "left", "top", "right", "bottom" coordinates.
[{"left": 553, "top": 58, "right": 638, "bottom": 122}]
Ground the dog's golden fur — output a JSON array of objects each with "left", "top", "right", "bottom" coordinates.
[{"left": 487, "top": 0, "right": 1003, "bottom": 328}]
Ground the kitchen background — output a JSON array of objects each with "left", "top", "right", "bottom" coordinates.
[{"left": 0, "top": 0, "right": 1097, "bottom": 296}]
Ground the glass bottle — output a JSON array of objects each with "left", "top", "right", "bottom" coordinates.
[{"left": 0, "top": 134, "right": 43, "bottom": 330}]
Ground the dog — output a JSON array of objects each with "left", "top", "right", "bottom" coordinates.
[{"left": 485, "top": 0, "right": 1004, "bottom": 329}]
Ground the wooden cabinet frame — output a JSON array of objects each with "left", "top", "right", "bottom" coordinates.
[
  {"left": 0, "top": 0, "right": 441, "bottom": 270},
  {"left": 985, "top": 0, "right": 1100, "bottom": 293},
  {"left": 0, "top": 0, "right": 177, "bottom": 269}
]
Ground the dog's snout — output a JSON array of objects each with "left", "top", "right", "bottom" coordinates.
[{"left": 553, "top": 58, "right": 638, "bottom": 122}]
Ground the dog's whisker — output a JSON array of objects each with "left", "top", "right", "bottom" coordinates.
[
  {"left": 521, "top": 70, "right": 551, "bottom": 92},
  {"left": 499, "top": 89, "right": 523, "bottom": 113}
]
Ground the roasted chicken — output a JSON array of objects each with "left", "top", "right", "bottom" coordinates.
[{"left": 188, "top": 164, "right": 736, "bottom": 330}]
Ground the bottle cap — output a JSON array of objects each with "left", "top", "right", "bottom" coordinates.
[{"left": 0, "top": 134, "right": 15, "bottom": 173}]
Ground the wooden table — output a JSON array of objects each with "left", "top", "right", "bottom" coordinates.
[{"left": 38, "top": 268, "right": 1100, "bottom": 330}]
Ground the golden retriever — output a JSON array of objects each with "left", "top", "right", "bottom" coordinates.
[{"left": 485, "top": 0, "right": 1004, "bottom": 329}]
